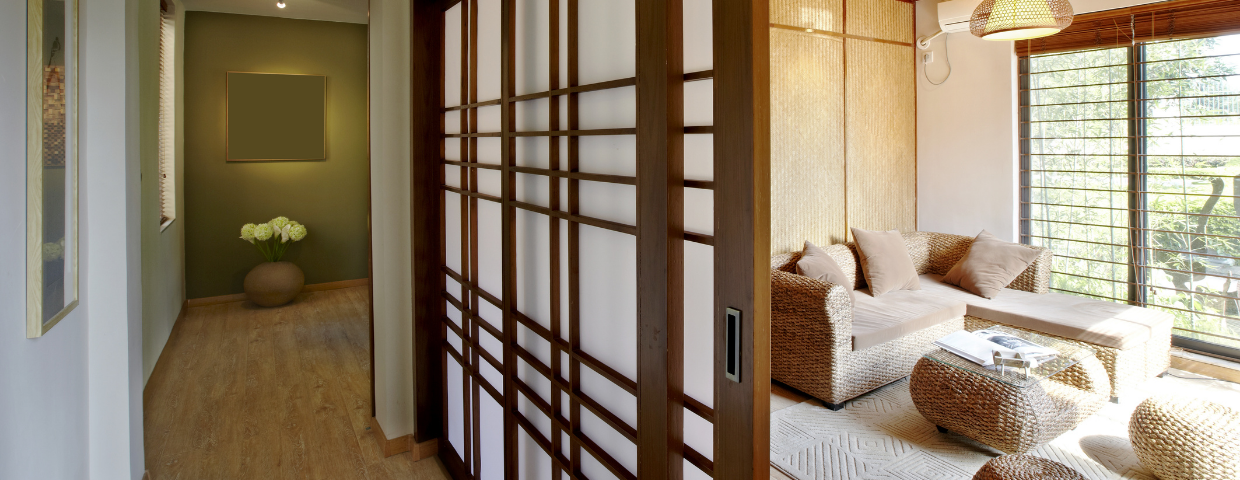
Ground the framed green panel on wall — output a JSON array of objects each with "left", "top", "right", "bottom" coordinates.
[{"left": 226, "top": 72, "right": 325, "bottom": 161}]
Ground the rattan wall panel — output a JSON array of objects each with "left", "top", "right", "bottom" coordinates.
[
  {"left": 771, "top": 0, "right": 844, "bottom": 33},
  {"left": 845, "top": 0, "right": 913, "bottom": 43},
  {"left": 845, "top": 40, "right": 916, "bottom": 234},
  {"left": 770, "top": 29, "right": 846, "bottom": 254}
]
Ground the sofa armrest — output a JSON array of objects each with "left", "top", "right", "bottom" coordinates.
[
  {"left": 1009, "top": 247, "right": 1052, "bottom": 294},
  {"left": 771, "top": 269, "right": 853, "bottom": 353}
]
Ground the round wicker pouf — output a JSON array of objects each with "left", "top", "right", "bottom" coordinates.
[
  {"left": 972, "top": 455, "right": 1086, "bottom": 480},
  {"left": 1129, "top": 395, "right": 1240, "bottom": 480}
]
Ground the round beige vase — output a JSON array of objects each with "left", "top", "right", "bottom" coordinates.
[{"left": 243, "top": 261, "right": 305, "bottom": 307}]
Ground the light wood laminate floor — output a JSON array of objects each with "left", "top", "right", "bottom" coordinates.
[{"left": 143, "top": 287, "right": 450, "bottom": 480}]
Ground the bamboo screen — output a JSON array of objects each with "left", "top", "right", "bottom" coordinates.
[{"left": 769, "top": 0, "right": 916, "bottom": 254}]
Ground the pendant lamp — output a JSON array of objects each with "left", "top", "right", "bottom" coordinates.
[{"left": 970, "top": 0, "right": 1074, "bottom": 41}]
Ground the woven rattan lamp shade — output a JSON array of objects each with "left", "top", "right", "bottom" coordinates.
[{"left": 970, "top": 0, "right": 1073, "bottom": 41}]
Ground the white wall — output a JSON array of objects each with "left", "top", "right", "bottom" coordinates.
[
  {"left": 916, "top": 0, "right": 1165, "bottom": 242},
  {"left": 142, "top": 0, "right": 187, "bottom": 386},
  {"left": 369, "top": 0, "right": 416, "bottom": 438},
  {"left": 0, "top": 0, "right": 146, "bottom": 478}
]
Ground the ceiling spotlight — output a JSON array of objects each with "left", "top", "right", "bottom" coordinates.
[{"left": 276, "top": 0, "right": 286, "bottom": 7}]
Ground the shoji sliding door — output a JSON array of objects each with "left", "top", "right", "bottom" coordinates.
[{"left": 428, "top": 0, "right": 768, "bottom": 478}]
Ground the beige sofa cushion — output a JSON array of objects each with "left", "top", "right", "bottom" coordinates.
[
  {"left": 852, "top": 228, "right": 921, "bottom": 296},
  {"left": 851, "top": 289, "right": 966, "bottom": 351},
  {"left": 920, "top": 274, "right": 1174, "bottom": 350},
  {"left": 797, "top": 241, "right": 855, "bottom": 303},
  {"left": 942, "top": 230, "right": 1043, "bottom": 299}
]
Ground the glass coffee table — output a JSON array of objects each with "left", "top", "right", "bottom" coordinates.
[{"left": 909, "top": 325, "right": 1111, "bottom": 454}]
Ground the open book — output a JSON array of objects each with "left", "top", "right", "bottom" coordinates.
[{"left": 934, "top": 329, "right": 1059, "bottom": 368}]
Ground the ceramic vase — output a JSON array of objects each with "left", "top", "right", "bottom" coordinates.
[{"left": 243, "top": 261, "right": 304, "bottom": 307}]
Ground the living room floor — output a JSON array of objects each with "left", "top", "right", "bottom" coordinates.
[{"left": 768, "top": 363, "right": 1240, "bottom": 480}]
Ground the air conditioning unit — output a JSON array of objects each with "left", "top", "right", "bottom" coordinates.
[{"left": 937, "top": 0, "right": 983, "bottom": 34}]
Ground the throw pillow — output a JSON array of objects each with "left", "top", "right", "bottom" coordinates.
[
  {"left": 850, "top": 228, "right": 920, "bottom": 296},
  {"left": 796, "top": 241, "right": 855, "bottom": 303},
  {"left": 943, "top": 230, "right": 1042, "bottom": 299}
]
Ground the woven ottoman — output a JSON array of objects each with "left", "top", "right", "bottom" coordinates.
[
  {"left": 1129, "top": 395, "right": 1240, "bottom": 480},
  {"left": 972, "top": 455, "right": 1086, "bottom": 480},
  {"left": 972, "top": 453, "right": 1081, "bottom": 480}
]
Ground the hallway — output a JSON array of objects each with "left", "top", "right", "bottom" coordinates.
[{"left": 143, "top": 287, "right": 449, "bottom": 480}]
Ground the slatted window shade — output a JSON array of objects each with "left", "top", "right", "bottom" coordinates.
[
  {"left": 1019, "top": 0, "right": 1240, "bottom": 356},
  {"left": 158, "top": 4, "right": 176, "bottom": 227}
]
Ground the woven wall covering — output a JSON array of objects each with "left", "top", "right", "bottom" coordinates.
[
  {"left": 771, "top": 28, "right": 847, "bottom": 253},
  {"left": 845, "top": 39, "right": 916, "bottom": 234},
  {"left": 772, "top": 0, "right": 844, "bottom": 33},
  {"left": 846, "top": 0, "right": 914, "bottom": 43},
  {"left": 43, "top": 65, "right": 66, "bottom": 168}
]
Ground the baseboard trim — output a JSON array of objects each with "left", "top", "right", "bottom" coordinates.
[
  {"left": 369, "top": 417, "right": 438, "bottom": 459},
  {"left": 187, "top": 278, "right": 370, "bottom": 307}
]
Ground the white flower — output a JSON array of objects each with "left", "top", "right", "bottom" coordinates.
[
  {"left": 288, "top": 224, "right": 307, "bottom": 241},
  {"left": 254, "top": 223, "right": 273, "bottom": 241},
  {"left": 240, "top": 223, "right": 257, "bottom": 243},
  {"left": 268, "top": 216, "right": 290, "bottom": 231},
  {"left": 279, "top": 225, "right": 290, "bottom": 243}
]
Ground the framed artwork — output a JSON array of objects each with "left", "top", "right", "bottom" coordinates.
[
  {"left": 226, "top": 72, "right": 326, "bottom": 161},
  {"left": 27, "top": 0, "right": 79, "bottom": 337}
]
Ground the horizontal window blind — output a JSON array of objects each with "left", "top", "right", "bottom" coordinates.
[
  {"left": 1020, "top": 28, "right": 1240, "bottom": 356},
  {"left": 158, "top": 5, "right": 175, "bottom": 226},
  {"left": 1017, "top": 0, "right": 1240, "bottom": 57}
]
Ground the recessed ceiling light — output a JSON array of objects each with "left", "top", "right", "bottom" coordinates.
[{"left": 277, "top": 0, "right": 286, "bottom": 8}]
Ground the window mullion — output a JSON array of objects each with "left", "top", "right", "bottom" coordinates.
[{"left": 1127, "top": 44, "right": 1147, "bottom": 306}]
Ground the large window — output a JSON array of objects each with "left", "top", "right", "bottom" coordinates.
[{"left": 1021, "top": 34, "right": 1240, "bottom": 357}]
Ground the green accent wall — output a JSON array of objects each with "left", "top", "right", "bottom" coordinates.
[{"left": 184, "top": 12, "right": 368, "bottom": 299}]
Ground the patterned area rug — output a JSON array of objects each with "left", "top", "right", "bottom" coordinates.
[{"left": 770, "top": 372, "right": 1240, "bottom": 480}]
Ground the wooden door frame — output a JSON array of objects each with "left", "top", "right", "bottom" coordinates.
[{"left": 407, "top": 0, "right": 770, "bottom": 478}]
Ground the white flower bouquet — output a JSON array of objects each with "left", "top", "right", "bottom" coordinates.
[{"left": 240, "top": 216, "right": 308, "bottom": 262}]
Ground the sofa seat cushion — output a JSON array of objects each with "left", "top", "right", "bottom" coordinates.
[
  {"left": 919, "top": 274, "right": 1174, "bottom": 350},
  {"left": 851, "top": 289, "right": 967, "bottom": 351}
]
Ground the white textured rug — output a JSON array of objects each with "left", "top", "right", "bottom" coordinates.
[{"left": 770, "top": 372, "right": 1240, "bottom": 480}]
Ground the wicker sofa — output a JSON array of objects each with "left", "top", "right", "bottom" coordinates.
[{"left": 771, "top": 231, "right": 1173, "bottom": 409}]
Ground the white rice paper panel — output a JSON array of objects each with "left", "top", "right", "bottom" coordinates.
[
  {"left": 684, "top": 134, "right": 713, "bottom": 181},
  {"left": 446, "top": 274, "right": 462, "bottom": 304},
  {"left": 684, "top": 459, "right": 712, "bottom": 480},
  {"left": 445, "top": 191, "right": 464, "bottom": 273},
  {"left": 579, "top": 424, "right": 627, "bottom": 480},
  {"left": 446, "top": 296, "right": 464, "bottom": 330},
  {"left": 516, "top": 209, "right": 553, "bottom": 326},
  {"left": 516, "top": 335, "right": 553, "bottom": 398},
  {"left": 446, "top": 322, "right": 464, "bottom": 357},
  {"left": 477, "top": 0, "right": 502, "bottom": 101},
  {"left": 477, "top": 105, "right": 502, "bottom": 133},
  {"left": 446, "top": 139, "right": 462, "bottom": 161},
  {"left": 445, "top": 164, "right": 462, "bottom": 188},
  {"left": 578, "top": 136, "right": 636, "bottom": 176},
  {"left": 515, "top": 137, "right": 550, "bottom": 169},
  {"left": 559, "top": 0, "right": 569, "bottom": 88},
  {"left": 477, "top": 200, "right": 504, "bottom": 298},
  {"left": 478, "top": 137, "right": 502, "bottom": 165},
  {"left": 558, "top": 218, "right": 570, "bottom": 341},
  {"left": 516, "top": 97, "right": 550, "bottom": 132},
  {"left": 577, "top": 0, "right": 635, "bottom": 85},
  {"left": 446, "top": 110, "right": 462, "bottom": 134},
  {"left": 683, "top": 0, "right": 712, "bottom": 72},
  {"left": 515, "top": 173, "right": 551, "bottom": 208},
  {"left": 578, "top": 86, "right": 636, "bottom": 130},
  {"left": 477, "top": 167, "right": 502, "bottom": 197},
  {"left": 479, "top": 331, "right": 505, "bottom": 377},
  {"left": 578, "top": 225, "right": 637, "bottom": 379},
  {"left": 519, "top": 425, "right": 553, "bottom": 480},
  {"left": 683, "top": 241, "right": 713, "bottom": 408},
  {"left": 514, "top": 0, "right": 550, "bottom": 96},
  {"left": 684, "top": 407, "right": 714, "bottom": 461},
  {"left": 684, "top": 79, "right": 713, "bottom": 127},
  {"left": 445, "top": 3, "right": 463, "bottom": 107},
  {"left": 447, "top": 358, "right": 466, "bottom": 458},
  {"left": 479, "top": 394, "right": 506, "bottom": 480},
  {"left": 581, "top": 406, "right": 636, "bottom": 477},
  {"left": 578, "top": 181, "right": 636, "bottom": 226},
  {"left": 684, "top": 188, "right": 713, "bottom": 236}
]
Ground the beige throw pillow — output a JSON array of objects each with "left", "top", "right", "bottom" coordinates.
[
  {"left": 850, "top": 228, "right": 920, "bottom": 297},
  {"left": 796, "top": 241, "right": 855, "bottom": 303},
  {"left": 943, "top": 230, "right": 1042, "bottom": 299}
]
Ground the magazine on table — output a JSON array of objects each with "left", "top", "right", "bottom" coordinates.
[{"left": 934, "top": 329, "right": 1059, "bottom": 368}]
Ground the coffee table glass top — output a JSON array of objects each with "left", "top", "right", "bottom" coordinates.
[{"left": 923, "top": 325, "right": 1096, "bottom": 388}]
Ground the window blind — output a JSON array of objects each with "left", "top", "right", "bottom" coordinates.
[
  {"left": 1019, "top": 5, "right": 1240, "bottom": 357},
  {"left": 1017, "top": 0, "right": 1240, "bottom": 58},
  {"left": 158, "top": 6, "right": 176, "bottom": 226}
]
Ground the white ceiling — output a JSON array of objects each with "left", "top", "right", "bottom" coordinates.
[{"left": 182, "top": 0, "right": 368, "bottom": 24}]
